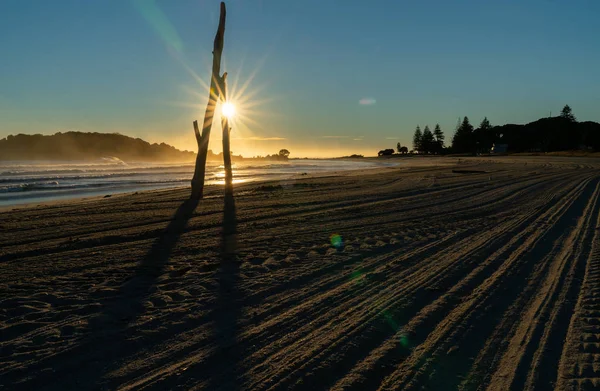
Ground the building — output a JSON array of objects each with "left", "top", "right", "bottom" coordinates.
[{"left": 491, "top": 143, "right": 508, "bottom": 153}]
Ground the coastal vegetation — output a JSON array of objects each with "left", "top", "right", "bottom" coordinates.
[{"left": 382, "top": 105, "right": 600, "bottom": 156}]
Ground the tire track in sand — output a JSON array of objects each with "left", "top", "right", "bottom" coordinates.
[
  {"left": 244, "top": 173, "right": 592, "bottom": 390},
  {"left": 363, "top": 174, "right": 596, "bottom": 390}
]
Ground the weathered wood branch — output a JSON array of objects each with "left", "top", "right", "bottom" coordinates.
[
  {"left": 190, "top": 1, "right": 227, "bottom": 199},
  {"left": 221, "top": 73, "right": 233, "bottom": 188},
  {"left": 193, "top": 120, "right": 201, "bottom": 146}
]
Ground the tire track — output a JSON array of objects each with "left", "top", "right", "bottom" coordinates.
[
  {"left": 330, "top": 173, "right": 592, "bottom": 390},
  {"left": 486, "top": 178, "right": 600, "bottom": 391},
  {"left": 373, "top": 174, "right": 596, "bottom": 390},
  {"left": 242, "top": 173, "right": 593, "bottom": 390},
  {"left": 557, "top": 181, "right": 600, "bottom": 390}
]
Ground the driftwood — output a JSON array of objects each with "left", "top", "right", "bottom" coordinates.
[
  {"left": 190, "top": 2, "right": 227, "bottom": 199},
  {"left": 220, "top": 74, "right": 233, "bottom": 187}
]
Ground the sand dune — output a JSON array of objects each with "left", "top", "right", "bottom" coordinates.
[{"left": 2, "top": 157, "right": 600, "bottom": 390}]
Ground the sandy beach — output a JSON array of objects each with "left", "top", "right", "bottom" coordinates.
[{"left": 2, "top": 156, "right": 600, "bottom": 390}]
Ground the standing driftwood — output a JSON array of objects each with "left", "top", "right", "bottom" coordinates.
[
  {"left": 220, "top": 74, "right": 233, "bottom": 187},
  {"left": 190, "top": 2, "right": 227, "bottom": 199}
]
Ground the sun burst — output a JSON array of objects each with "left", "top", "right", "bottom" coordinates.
[
  {"left": 136, "top": 1, "right": 284, "bottom": 155},
  {"left": 221, "top": 101, "right": 236, "bottom": 118},
  {"left": 165, "top": 49, "right": 287, "bottom": 156}
]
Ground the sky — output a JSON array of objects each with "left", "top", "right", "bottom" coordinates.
[{"left": 1, "top": 0, "right": 599, "bottom": 158}]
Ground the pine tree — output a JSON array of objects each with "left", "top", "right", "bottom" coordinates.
[
  {"left": 421, "top": 125, "right": 435, "bottom": 154},
  {"left": 560, "top": 105, "right": 576, "bottom": 122},
  {"left": 397, "top": 142, "right": 402, "bottom": 153},
  {"left": 433, "top": 124, "right": 444, "bottom": 153},
  {"left": 413, "top": 125, "right": 422, "bottom": 152},
  {"left": 475, "top": 117, "right": 493, "bottom": 152},
  {"left": 452, "top": 116, "right": 475, "bottom": 153},
  {"left": 479, "top": 117, "right": 491, "bottom": 131}
]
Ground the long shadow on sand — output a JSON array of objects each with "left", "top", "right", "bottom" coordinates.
[
  {"left": 203, "top": 183, "right": 243, "bottom": 390},
  {"left": 140, "top": 184, "right": 243, "bottom": 390},
  {"left": 27, "top": 198, "right": 200, "bottom": 390},
  {"left": 8, "top": 194, "right": 243, "bottom": 390},
  {"left": 91, "top": 198, "right": 199, "bottom": 327},
  {"left": 81, "top": 198, "right": 199, "bottom": 386}
]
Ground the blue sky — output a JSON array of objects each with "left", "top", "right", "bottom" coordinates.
[{"left": 1, "top": 0, "right": 599, "bottom": 157}]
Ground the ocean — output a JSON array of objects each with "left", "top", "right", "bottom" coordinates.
[{"left": 0, "top": 159, "right": 391, "bottom": 206}]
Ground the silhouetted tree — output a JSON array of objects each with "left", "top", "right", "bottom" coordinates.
[
  {"left": 560, "top": 105, "right": 576, "bottom": 122},
  {"left": 479, "top": 117, "right": 491, "bottom": 131},
  {"left": 492, "top": 115, "right": 592, "bottom": 152},
  {"left": 413, "top": 125, "right": 422, "bottom": 152},
  {"left": 378, "top": 149, "right": 395, "bottom": 156},
  {"left": 473, "top": 117, "right": 494, "bottom": 153},
  {"left": 433, "top": 124, "right": 445, "bottom": 153},
  {"left": 397, "top": 142, "right": 402, "bottom": 153},
  {"left": 421, "top": 125, "right": 435, "bottom": 154},
  {"left": 278, "top": 149, "right": 290, "bottom": 159},
  {"left": 452, "top": 116, "right": 475, "bottom": 153}
]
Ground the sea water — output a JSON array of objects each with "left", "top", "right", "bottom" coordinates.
[{"left": 0, "top": 159, "right": 391, "bottom": 206}]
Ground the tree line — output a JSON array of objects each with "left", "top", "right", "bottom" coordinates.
[
  {"left": 0, "top": 132, "right": 292, "bottom": 163},
  {"left": 412, "top": 124, "right": 445, "bottom": 154},
  {"left": 0, "top": 132, "right": 197, "bottom": 162},
  {"left": 251, "top": 149, "right": 291, "bottom": 161},
  {"left": 392, "top": 105, "right": 600, "bottom": 155},
  {"left": 448, "top": 105, "right": 598, "bottom": 154}
]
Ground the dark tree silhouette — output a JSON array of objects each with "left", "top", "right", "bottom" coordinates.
[
  {"left": 421, "top": 125, "right": 434, "bottom": 154},
  {"left": 473, "top": 117, "right": 494, "bottom": 153},
  {"left": 452, "top": 116, "right": 475, "bottom": 153},
  {"left": 433, "top": 124, "right": 445, "bottom": 149},
  {"left": 561, "top": 105, "right": 576, "bottom": 122},
  {"left": 278, "top": 149, "right": 290, "bottom": 159},
  {"left": 413, "top": 125, "right": 422, "bottom": 152},
  {"left": 378, "top": 149, "right": 395, "bottom": 156},
  {"left": 397, "top": 142, "right": 402, "bottom": 153},
  {"left": 492, "top": 114, "right": 598, "bottom": 152}
]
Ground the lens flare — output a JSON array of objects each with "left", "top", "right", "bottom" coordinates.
[
  {"left": 133, "top": 0, "right": 183, "bottom": 54},
  {"left": 399, "top": 332, "right": 411, "bottom": 348},
  {"left": 330, "top": 234, "right": 343, "bottom": 250}
]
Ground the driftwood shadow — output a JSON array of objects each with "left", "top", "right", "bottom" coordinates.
[
  {"left": 205, "top": 183, "right": 242, "bottom": 390},
  {"left": 93, "top": 198, "right": 199, "bottom": 326},
  {"left": 9, "top": 198, "right": 200, "bottom": 391},
  {"left": 82, "top": 198, "right": 199, "bottom": 388}
]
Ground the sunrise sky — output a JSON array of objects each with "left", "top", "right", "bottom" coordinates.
[{"left": 1, "top": 0, "right": 599, "bottom": 158}]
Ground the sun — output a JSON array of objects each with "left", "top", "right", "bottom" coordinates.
[
  {"left": 222, "top": 101, "right": 236, "bottom": 118},
  {"left": 171, "top": 52, "right": 282, "bottom": 153}
]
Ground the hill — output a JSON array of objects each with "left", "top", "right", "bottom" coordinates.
[
  {"left": 489, "top": 117, "right": 600, "bottom": 153},
  {"left": 0, "top": 132, "right": 197, "bottom": 162}
]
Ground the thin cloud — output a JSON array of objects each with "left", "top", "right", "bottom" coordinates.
[
  {"left": 385, "top": 137, "right": 398, "bottom": 140},
  {"left": 232, "top": 136, "right": 286, "bottom": 141},
  {"left": 321, "top": 135, "right": 349, "bottom": 139},
  {"left": 359, "top": 98, "right": 376, "bottom": 105},
  {"left": 353, "top": 138, "right": 364, "bottom": 141}
]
